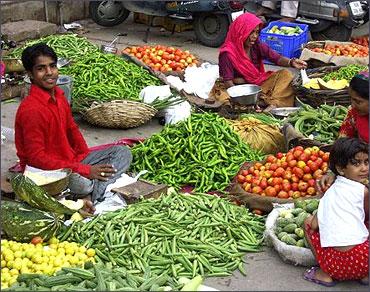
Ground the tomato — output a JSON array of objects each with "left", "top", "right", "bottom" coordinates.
[
  {"left": 293, "top": 150, "right": 303, "bottom": 159},
  {"left": 31, "top": 236, "right": 43, "bottom": 245},
  {"left": 276, "top": 152, "right": 284, "bottom": 159},
  {"left": 253, "top": 170, "right": 260, "bottom": 176},
  {"left": 282, "top": 182, "right": 291, "bottom": 192},
  {"left": 298, "top": 182, "right": 309, "bottom": 192},
  {"left": 266, "top": 155, "right": 276, "bottom": 163},
  {"left": 254, "top": 162, "right": 263, "bottom": 170},
  {"left": 304, "top": 148, "right": 312, "bottom": 156},
  {"left": 321, "top": 162, "right": 328, "bottom": 172},
  {"left": 318, "top": 150, "right": 325, "bottom": 157},
  {"left": 241, "top": 170, "right": 249, "bottom": 176},
  {"left": 252, "top": 178, "right": 261, "bottom": 187},
  {"left": 291, "top": 175, "right": 300, "bottom": 183},
  {"left": 283, "top": 171, "right": 292, "bottom": 180},
  {"left": 291, "top": 182, "right": 299, "bottom": 191},
  {"left": 316, "top": 157, "right": 323, "bottom": 167},
  {"left": 264, "top": 170, "right": 273, "bottom": 178},
  {"left": 245, "top": 174, "right": 253, "bottom": 183},
  {"left": 244, "top": 183, "right": 252, "bottom": 192},
  {"left": 274, "top": 184, "right": 282, "bottom": 193},
  {"left": 270, "top": 163, "right": 278, "bottom": 171},
  {"left": 313, "top": 169, "right": 323, "bottom": 179},
  {"left": 303, "top": 173, "right": 312, "bottom": 182},
  {"left": 252, "top": 186, "right": 263, "bottom": 194},
  {"left": 277, "top": 190, "right": 289, "bottom": 199},
  {"left": 295, "top": 146, "right": 304, "bottom": 151},
  {"left": 322, "top": 153, "right": 329, "bottom": 162},
  {"left": 252, "top": 209, "right": 263, "bottom": 215},
  {"left": 237, "top": 175, "right": 245, "bottom": 183},
  {"left": 286, "top": 153, "right": 295, "bottom": 163},
  {"left": 308, "top": 179, "right": 316, "bottom": 187},
  {"left": 260, "top": 179, "right": 268, "bottom": 190},
  {"left": 308, "top": 161, "right": 318, "bottom": 172},
  {"left": 307, "top": 187, "right": 316, "bottom": 196},
  {"left": 265, "top": 186, "right": 277, "bottom": 197},
  {"left": 267, "top": 177, "right": 274, "bottom": 186},
  {"left": 281, "top": 161, "right": 288, "bottom": 169},
  {"left": 303, "top": 166, "right": 311, "bottom": 174},
  {"left": 288, "top": 160, "right": 297, "bottom": 168},
  {"left": 310, "top": 155, "right": 318, "bottom": 162},
  {"left": 274, "top": 167, "right": 285, "bottom": 177},
  {"left": 248, "top": 166, "right": 255, "bottom": 173},
  {"left": 292, "top": 191, "right": 301, "bottom": 199},
  {"left": 293, "top": 167, "right": 304, "bottom": 178},
  {"left": 272, "top": 177, "right": 283, "bottom": 185},
  {"left": 299, "top": 153, "right": 309, "bottom": 162}
]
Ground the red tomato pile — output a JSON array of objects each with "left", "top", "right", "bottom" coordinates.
[
  {"left": 310, "top": 44, "right": 368, "bottom": 57},
  {"left": 122, "top": 45, "right": 198, "bottom": 72},
  {"left": 351, "top": 35, "right": 369, "bottom": 48},
  {"left": 236, "top": 146, "right": 330, "bottom": 199}
]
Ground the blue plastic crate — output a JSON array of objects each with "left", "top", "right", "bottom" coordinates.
[{"left": 259, "top": 21, "right": 309, "bottom": 65}]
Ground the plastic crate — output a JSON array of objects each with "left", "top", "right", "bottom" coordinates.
[{"left": 260, "top": 21, "right": 309, "bottom": 65}]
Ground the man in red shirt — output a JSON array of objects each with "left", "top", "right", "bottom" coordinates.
[{"left": 15, "top": 43, "right": 132, "bottom": 211}]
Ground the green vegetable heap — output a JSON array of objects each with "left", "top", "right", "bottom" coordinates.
[
  {"left": 59, "top": 52, "right": 161, "bottom": 112},
  {"left": 287, "top": 103, "right": 348, "bottom": 144},
  {"left": 131, "top": 113, "right": 265, "bottom": 192},
  {"left": 323, "top": 64, "right": 368, "bottom": 82},
  {"left": 275, "top": 199, "right": 319, "bottom": 248},
  {"left": 59, "top": 190, "right": 265, "bottom": 278},
  {"left": 6, "top": 34, "right": 99, "bottom": 61}
]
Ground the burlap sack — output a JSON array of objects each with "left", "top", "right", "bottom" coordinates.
[
  {"left": 260, "top": 69, "right": 295, "bottom": 108},
  {"left": 264, "top": 203, "right": 317, "bottom": 267},
  {"left": 300, "top": 41, "right": 369, "bottom": 67},
  {"left": 229, "top": 161, "right": 319, "bottom": 213}
]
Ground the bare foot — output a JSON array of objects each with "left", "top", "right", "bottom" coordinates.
[{"left": 315, "top": 268, "right": 334, "bottom": 283}]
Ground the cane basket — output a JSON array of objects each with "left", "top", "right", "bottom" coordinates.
[
  {"left": 292, "top": 66, "right": 350, "bottom": 108},
  {"left": 84, "top": 100, "right": 157, "bottom": 129}
]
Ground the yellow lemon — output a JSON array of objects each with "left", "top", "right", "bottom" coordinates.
[
  {"left": 53, "top": 258, "right": 63, "bottom": 268},
  {"left": 1, "top": 260, "right": 6, "bottom": 268},
  {"left": 49, "top": 243, "right": 58, "bottom": 250},
  {"left": 48, "top": 237, "right": 59, "bottom": 245},
  {"left": 86, "top": 248, "right": 96, "bottom": 257},
  {"left": 65, "top": 247, "right": 75, "bottom": 256},
  {"left": 6, "top": 260, "right": 14, "bottom": 269},
  {"left": 12, "top": 261, "right": 22, "bottom": 271},
  {"left": 4, "top": 253, "right": 14, "bottom": 262},
  {"left": 32, "top": 256, "right": 43, "bottom": 265},
  {"left": 1, "top": 283, "right": 9, "bottom": 289},
  {"left": 9, "top": 269, "right": 19, "bottom": 276},
  {"left": 57, "top": 248, "right": 66, "bottom": 255}
]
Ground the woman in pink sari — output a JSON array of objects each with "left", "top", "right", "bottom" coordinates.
[{"left": 217, "top": 12, "right": 307, "bottom": 108}]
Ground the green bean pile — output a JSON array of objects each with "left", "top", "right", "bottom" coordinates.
[
  {"left": 59, "top": 52, "right": 162, "bottom": 112},
  {"left": 58, "top": 191, "right": 265, "bottom": 278},
  {"left": 323, "top": 64, "right": 368, "bottom": 82},
  {"left": 287, "top": 103, "right": 348, "bottom": 144},
  {"left": 7, "top": 263, "right": 184, "bottom": 291},
  {"left": 131, "top": 113, "right": 265, "bottom": 192},
  {"left": 6, "top": 34, "right": 99, "bottom": 61}
]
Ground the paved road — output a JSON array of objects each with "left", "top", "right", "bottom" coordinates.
[{"left": 1, "top": 14, "right": 369, "bottom": 291}]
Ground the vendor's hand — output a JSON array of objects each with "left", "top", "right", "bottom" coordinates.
[
  {"left": 89, "top": 164, "right": 117, "bottom": 181},
  {"left": 291, "top": 59, "right": 307, "bottom": 70},
  {"left": 315, "top": 172, "right": 336, "bottom": 196}
]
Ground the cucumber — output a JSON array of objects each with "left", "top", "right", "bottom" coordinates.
[
  {"left": 280, "top": 234, "right": 297, "bottom": 246},
  {"left": 11, "top": 174, "right": 75, "bottom": 215},
  {"left": 295, "top": 227, "right": 305, "bottom": 239},
  {"left": 305, "top": 201, "right": 319, "bottom": 213},
  {"left": 283, "top": 223, "right": 298, "bottom": 233},
  {"left": 1, "top": 200, "right": 61, "bottom": 242},
  {"left": 277, "top": 231, "right": 288, "bottom": 240},
  {"left": 296, "top": 239, "right": 305, "bottom": 248},
  {"left": 295, "top": 212, "right": 310, "bottom": 227},
  {"left": 291, "top": 208, "right": 304, "bottom": 216}
]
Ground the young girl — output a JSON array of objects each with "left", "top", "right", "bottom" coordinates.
[{"left": 303, "top": 137, "right": 369, "bottom": 287}]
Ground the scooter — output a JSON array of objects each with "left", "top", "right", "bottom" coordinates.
[
  {"left": 244, "top": 0, "right": 368, "bottom": 41},
  {"left": 89, "top": 0, "right": 245, "bottom": 47}
]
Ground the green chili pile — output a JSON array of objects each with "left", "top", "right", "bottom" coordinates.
[
  {"left": 287, "top": 103, "right": 348, "bottom": 144},
  {"left": 131, "top": 113, "right": 264, "bottom": 192},
  {"left": 323, "top": 64, "right": 368, "bottom": 82},
  {"left": 58, "top": 191, "right": 265, "bottom": 278},
  {"left": 6, "top": 34, "right": 99, "bottom": 61},
  {"left": 59, "top": 52, "right": 162, "bottom": 112}
]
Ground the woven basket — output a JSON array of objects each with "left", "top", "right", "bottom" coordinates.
[
  {"left": 292, "top": 66, "right": 350, "bottom": 108},
  {"left": 84, "top": 100, "right": 157, "bottom": 129}
]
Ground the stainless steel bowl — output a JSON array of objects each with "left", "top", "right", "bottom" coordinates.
[
  {"left": 39, "top": 168, "right": 72, "bottom": 196},
  {"left": 270, "top": 107, "right": 301, "bottom": 118},
  {"left": 227, "top": 84, "right": 261, "bottom": 105},
  {"left": 100, "top": 45, "right": 118, "bottom": 54}
]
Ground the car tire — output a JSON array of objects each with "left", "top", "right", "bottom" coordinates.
[
  {"left": 193, "top": 13, "right": 230, "bottom": 48},
  {"left": 89, "top": 1, "right": 130, "bottom": 27}
]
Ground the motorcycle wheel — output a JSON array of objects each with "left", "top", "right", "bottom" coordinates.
[
  {"left": 193, "top": 13, "right": 229, "bottom": 48},
  {"left": 310, "top": 24, "right": 352, "bottom": 42},
  {"left": 89, "top": 0, "right": 130, "bottom": 27}
]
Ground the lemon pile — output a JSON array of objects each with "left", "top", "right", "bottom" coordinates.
[{"left": 1, "top": 238, "right": 96, "bottom": 289}]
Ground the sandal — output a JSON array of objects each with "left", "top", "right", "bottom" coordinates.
[
  {"left": 303, "top": 267, "right": 337, "bottom": 287},
  {"left": 358, "top": 279, "right": 369, "bottom": 286}
]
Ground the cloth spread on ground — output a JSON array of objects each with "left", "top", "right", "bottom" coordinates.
[
  {"left": 15, "top": 84, "right": 91, "bottom": 177},
  {"left": 339, "top": 107, "right": 369, "bottom": 143},
  {"left": 219, "top": 12, "right": 275, "bottom": 85},
  {"left": 317, "top": 176, "right": 368, "bottom": 247}
]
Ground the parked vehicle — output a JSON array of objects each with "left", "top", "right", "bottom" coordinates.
[
  {"left": 244, "top": 0, "right": 368, "bottom": 41},
  {"left": 89, "top": 0, "right": 245, "bottom": 47}
]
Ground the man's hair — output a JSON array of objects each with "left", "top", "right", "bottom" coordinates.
[
  {"left": 329, "top": 137, "right": 368, "bottom": 175},
  {"left": 350, "top": 71, "right": 369, "bottom": 100},
  {"left": 21, "top": 43, "right": 57, "bottom": 72}
]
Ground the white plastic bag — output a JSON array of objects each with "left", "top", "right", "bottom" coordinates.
[
  {"left": 139, "top": 85, "right": 172, "bottom": 104},
  {"left": 164, "top": 101, "right": 192, "bottom": 125}
]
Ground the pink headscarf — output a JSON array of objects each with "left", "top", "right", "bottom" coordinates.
[{"left": 220, "top": 12, "right": 272, "bottom": 85}]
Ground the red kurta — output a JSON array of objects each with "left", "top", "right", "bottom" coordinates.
[{"left": 15, "top": 84, "right": 91, "bottom": 177}]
